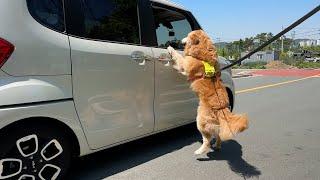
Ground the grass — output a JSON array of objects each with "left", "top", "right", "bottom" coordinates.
[
  {"left": 294, "top": 61, "right": 320, "bottom": 69},
  {"left": 232, "top": 62, "right": 267, "bottom": 69},
  {"left": 283, "top": 57, "right": 320, "bottom": 69}
]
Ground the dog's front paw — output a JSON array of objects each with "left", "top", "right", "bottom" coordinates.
[{"left": 167, "top": 46, "right": 175, "bottom": 55}]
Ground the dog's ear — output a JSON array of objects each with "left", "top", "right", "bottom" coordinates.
[
  {"left": 190, "top": 33, "right": 200, "bottom": 45},
  {"left": 192, "top": 38, "right": 200, "bottom": 45}
]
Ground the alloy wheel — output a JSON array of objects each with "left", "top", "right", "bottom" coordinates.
[{"left": 0, "top": 134, "right": 64, "bottom": 180}]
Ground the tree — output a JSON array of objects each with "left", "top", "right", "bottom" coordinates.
[{"left": 216, "top": 32, "right": 299, "bottom": 60}]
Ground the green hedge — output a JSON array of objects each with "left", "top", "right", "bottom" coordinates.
[{"left": 294, "top": 61, "right": 320, "bottom": 69}]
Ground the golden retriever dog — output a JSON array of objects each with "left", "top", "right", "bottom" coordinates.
[{"left": 168, "top": 30, "right": 248, "bottom": 155}]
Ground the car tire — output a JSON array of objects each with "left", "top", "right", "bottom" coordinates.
[
  {"left": 0, "top": 123, "right": 71, "bottom": 180},
  {"left": 226, "top": 89, "right": 234, "bottom": 112}
]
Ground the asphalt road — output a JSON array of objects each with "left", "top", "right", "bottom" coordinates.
[{"left": 69, "top": 75, "right": 320, "bottom": 180}]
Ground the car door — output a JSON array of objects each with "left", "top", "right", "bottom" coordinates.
[
  {"left": 150, "top": 5, "right": 200, "bottom": 130},
  {"left": 65, "top": 0, "right": 154, "bottom": 149}
]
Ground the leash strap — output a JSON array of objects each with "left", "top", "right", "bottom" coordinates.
[{"left": 219, "top": 5, "right": 320, "bottom": 72}]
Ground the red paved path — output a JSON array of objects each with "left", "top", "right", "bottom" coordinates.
[{"left": 251, "top": 69, "right": 320, "bottom": 77}]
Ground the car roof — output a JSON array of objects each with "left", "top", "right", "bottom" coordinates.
[{"left": 150, "top": 0, "right": 187, "bottom": 11}]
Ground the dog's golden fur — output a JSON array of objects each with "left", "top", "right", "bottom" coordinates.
[{"left": 168, "top": 30, "right": 248, "bottom": 155}]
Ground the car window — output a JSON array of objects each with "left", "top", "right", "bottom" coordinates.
[
  {"left": 69, "top": 0, "right": 140, "bottom": 44},
  {"left": 27, "top": 0, "right": 65, "bottom": 32},
  {"left": 152, "top": 7, "right": 193, "bottom": 49}
]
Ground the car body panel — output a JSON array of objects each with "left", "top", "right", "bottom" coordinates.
[
  {"left": 69, "top": 37, "right": 155, "bottom": 150},
  {"left": 0, "top": 100, "right": 90, "bottom": 156},
  {"left": 0, "top": 0, "right": 71, "bottom": 76},
  {"left": 0, "top": 70, "right": 9, "bottom": 77},
  {"left": 219, "top": 58, "right": 235, "bottom": 93},
  {"left": 152, "top": 48, "right": 198, "bottom": 130},
  {"left": 0, "top": 0, "right": 235, "bottom": 159},
  {"left": 0, "top": 75, "right": 72, "bottom": 106},
  {"left": 77, "top": 56, "right": 234, "bottom": 155},
  {"left": 83, "top": 115, "right": 195, "bottom": 155}
]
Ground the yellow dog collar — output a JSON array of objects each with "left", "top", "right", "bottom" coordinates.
[{"left": 202, "top": 61, "right": 215, "bottom": 77}]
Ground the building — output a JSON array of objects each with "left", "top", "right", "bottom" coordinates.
[
  {"left": 299, "top": 41, "right": 307, "bottom": 47},
  {"left": 317, "top": 39, "right": 320, "bottom": 46},
  {"left": 241, "top": 51, "right": 280, "bottom": 64},
  {"left": 299, "top": 39, "right": 318, "bottom": 47}
]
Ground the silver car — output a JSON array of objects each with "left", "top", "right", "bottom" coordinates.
[{"left": 0, "top": 0, "right": 234, "bottom": 179}]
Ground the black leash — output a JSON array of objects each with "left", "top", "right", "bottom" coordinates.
[{"left": 219, "top": 4, "right": 320, "bottom": 72}]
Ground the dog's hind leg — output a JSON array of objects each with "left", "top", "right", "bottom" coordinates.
[
  {"left": 213, "top": 134, "right": 222, "bottom": 151},
  {"left": 195, "top": 132, "right": 212, "bottom": 155},
  {"left": 195, "top": 115, "right": 212, "bottom": 155}
]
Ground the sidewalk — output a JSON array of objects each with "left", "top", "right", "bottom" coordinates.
[
  {"left": 232, "top": 69, "right": 320, "bottom": 78},
  {"left": 232, "top": 69, "right": 254, "bottom": 78}
]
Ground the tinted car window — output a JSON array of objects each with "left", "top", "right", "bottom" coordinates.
[
  {"left": 27, "top": 0, "right": 65, "bottom": 32},
  {"left": 153, "top": 7, "right": 192, "bottom": 49},
  {"left": 69, "top": 0, "right": 140, "bottom": 44}
]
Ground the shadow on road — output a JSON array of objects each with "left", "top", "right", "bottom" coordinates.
[
  {"left": 68, "top": 124, "right": 261, "bottom": 179},
  {"left": 198, "top": 140, "right": 261, "bottom": 179},
  {"left": 68, "top": 123, "right": 201, "bottom": 179}
]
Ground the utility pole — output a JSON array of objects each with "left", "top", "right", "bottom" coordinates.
[
  {"left": 290, "top": 30, "right": 296, "bottom": 50},
  {"left": 281, "top": 26, "right": 284, "bottom": 53},
  {"left": 291, "top": 30, "right": 296, "bottom": 40}
]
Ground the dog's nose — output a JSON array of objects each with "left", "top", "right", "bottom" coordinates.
[{"left": 181, "top": 37, "right": 188, "bottom": 44}]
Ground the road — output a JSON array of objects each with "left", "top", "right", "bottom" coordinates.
[{"left": 69, "top": 73, "right": 320, "bottom": 180}]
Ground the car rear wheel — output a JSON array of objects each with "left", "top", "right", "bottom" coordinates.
[
  {"left": 226, "top": 88, "right": 234, "bottom": 111},
  {"left": 0, "top": 123, "right": 71, "bottom": 180}
]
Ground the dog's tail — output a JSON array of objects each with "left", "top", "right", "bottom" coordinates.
[{"left": 218, "top": 108, "right": 249, "bottom": 141}]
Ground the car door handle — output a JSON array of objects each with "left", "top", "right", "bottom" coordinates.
[
  {"left": 131, "top": 51, "right": 152, "bottom": 66},
  {"left": 156, "top": 53, "right": 172, "bottom": 66}
]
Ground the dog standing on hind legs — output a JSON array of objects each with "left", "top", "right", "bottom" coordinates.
[{"left": 167, "top": 30, "right": 249, "bottom": 155}]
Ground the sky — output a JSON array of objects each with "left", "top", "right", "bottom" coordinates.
[{"left": 173, "top": 0, "right": 320, "bottom": 42}]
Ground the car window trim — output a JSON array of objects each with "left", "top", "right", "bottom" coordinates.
[
  {"left": 151, "top": 6, "right": 191, "bottom": 50},
  {"left": 138, "top": 0, "right": 158, "bottom": 47},
  {"left": 26, "top": 0, "right": 67, "bottom": 34},
  {"left": 149, "top": 2, "right": 201, "bottom": 50},
  {"left": 63, "top": 0, "right": 142, "bottom": 46}
]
